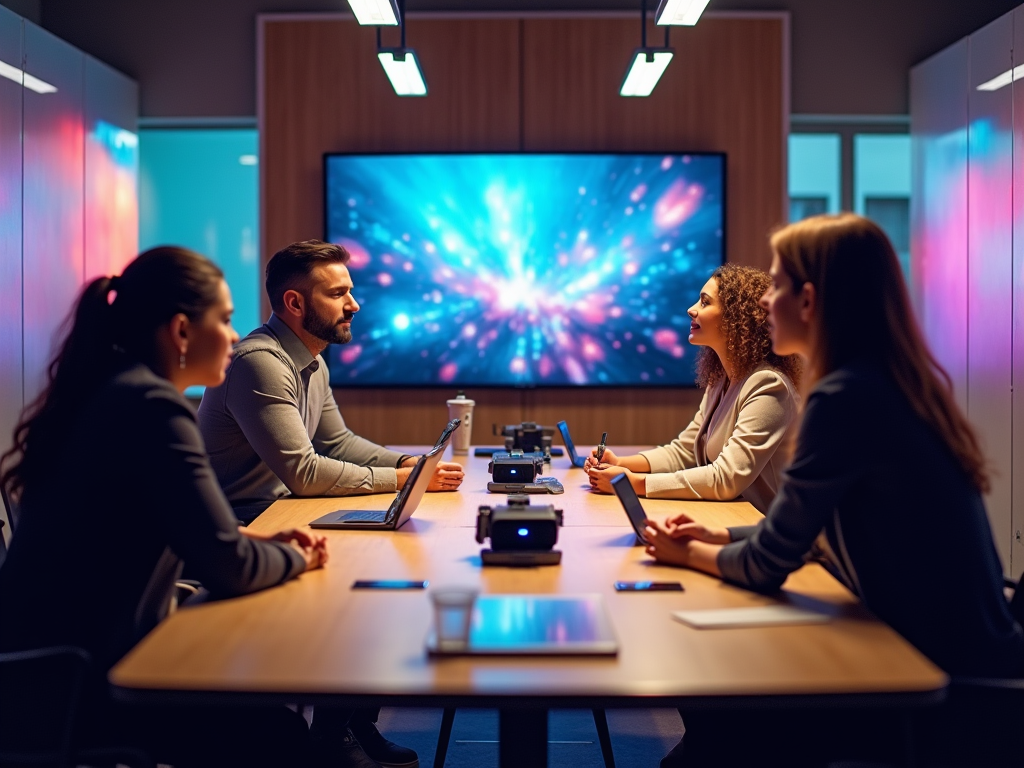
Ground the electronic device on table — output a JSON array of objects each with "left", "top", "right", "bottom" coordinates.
[
  {"left": 495, "top": 422, "right": 556, "bottom": 457},
  {"left": 425, "top": 594, "right": 619, "bottom": 656},
  {"left": 486, "top": 450, "right": 564, "bottom": 494},
  {"left": 556, "top": 420, "right": 588, "bottom": 468},
  {"left": 324, "top": 152, "right": 725, "bottom": 388},
  {"left": 308, "top": 419, "right": 459, "bottom": 530},
  {"left": 476, "top": 494, "right": 563, "bottom": 566},
  {"left": 610, "top": 471, "right": 650, "bottom": 545}
]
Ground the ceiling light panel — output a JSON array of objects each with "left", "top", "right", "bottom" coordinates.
[
  {"left": 655, "top": 0, "right": 712, "bottom": 26},
  {"left": 0, "top": 59, "right": 57, "bottom": 94},
  {"left": 347, "top": 0, "right": 400, "bottom": 26},
  {"left": 620, "top": 49, "right": 673, "bottom": 97},
  {"left": 378, "top": 50, "right": 427, "bottom": 96}
]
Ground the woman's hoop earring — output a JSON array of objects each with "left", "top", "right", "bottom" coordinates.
[{"left": 179, "top": 354, "right": 187, "bottom": 370}]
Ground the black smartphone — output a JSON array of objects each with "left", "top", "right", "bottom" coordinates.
[
  {"left": 351, "top": 580, "right": 429, "bottom": 590},
  {"left": 614, "top": 581, "right": 684, "bottom": 592}
]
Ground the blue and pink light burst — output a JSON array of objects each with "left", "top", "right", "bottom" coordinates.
[{"left": 325, "top": 153, "right": 724, "bottom": 387}]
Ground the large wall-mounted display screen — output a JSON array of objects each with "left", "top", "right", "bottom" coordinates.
[{"left": 324, "top": 152, "right": 725, "bottom": 387}]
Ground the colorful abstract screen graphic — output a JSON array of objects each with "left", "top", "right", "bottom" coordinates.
[{"left": 324, "top": 153, "right": 725, "bottom": 387}]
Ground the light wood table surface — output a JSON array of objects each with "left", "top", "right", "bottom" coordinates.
[{"left": 110, "top": 446, "right": 947, "bottom": 762}]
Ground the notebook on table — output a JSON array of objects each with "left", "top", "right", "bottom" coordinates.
[{"left": 309, "top": 418, "right": 459, "bottom": 531}]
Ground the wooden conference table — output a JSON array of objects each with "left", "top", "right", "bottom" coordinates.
[{"left": 111, "top": 446, "right": 947, "bottom": 766}]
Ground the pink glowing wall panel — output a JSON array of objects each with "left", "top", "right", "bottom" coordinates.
[
  {"left": 84, "top": 55, "right": 138, "bottom": 282},
  {"left": 21, "top": 23, "right": 84, "bottom": 403},
  {"left": 910, "top": 41, "right": 969, "bottom": 415},
  {"left": 0, "top": 6, "right": 23, "bottom": 465},
  {"left": 1013, "top": 6, "right": 1024, "bottom": 580},
  {"left": 968, "top": 14, "right": 1014, "bottom": 571}
]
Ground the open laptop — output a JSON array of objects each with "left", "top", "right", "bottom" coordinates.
[
  {"left": 610, "top": 472, "right": 649, "bottom": 545},
  {"left": 309, "top": 419, "right": 460, "bottom": 531},
  {"left": 556, "top": 420, "right": 588, "bottom": 468}
]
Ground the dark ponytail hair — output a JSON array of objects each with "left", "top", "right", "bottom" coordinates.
[{"left": 1, "top": 247, "right": 224, "bottom": 500}]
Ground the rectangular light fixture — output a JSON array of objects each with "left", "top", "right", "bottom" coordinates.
[
  {"left": 378, "top": 49, "right": 427, "bottom": 96},
  {"left": 655, "top": 0, "right": 712, "bottom": 25},
  {"left": 347, "top": 0, "right": 400, "bottom": 26},
  {"left": 977, "top": 64, "right": 1024, "bottom": 92},
  {"left": 0, "top": 59, "right": 57, "bottom": 94},
  {"left": 620, "top": 49, "right": 673, "bottom": 97}
]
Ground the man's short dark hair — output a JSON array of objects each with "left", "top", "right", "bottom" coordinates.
[{"left": 265, "top": 239, "right": 350, "bottom": 313}]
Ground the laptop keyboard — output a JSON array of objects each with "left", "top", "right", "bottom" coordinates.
[{"left": 339, "top": 511, "right": 387, "bottom": 522}]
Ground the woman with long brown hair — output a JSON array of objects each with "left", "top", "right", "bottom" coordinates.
[
  {"left": 586, "top": 264, "right": 801, "bottom": 514},
  {"left": 646, "top": 214, "right": 1023, "bottom": 766}
]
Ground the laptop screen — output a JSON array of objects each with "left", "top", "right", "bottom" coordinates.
[
  {"left": 556, "top": 420, "right": 580, "bottom": 464},
  {"left": 610, "top": 473, "right": 649, "bottom": 543},
  {"left": 388, "top": 421, "right": 458, "bottom": 527}
]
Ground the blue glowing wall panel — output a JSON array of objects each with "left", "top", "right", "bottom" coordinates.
[
  {"left": 139, "top": 129, "right": 259, "bottom": 337},
  {"left": 325, "top": 153, "right": 725, "bottom": 387},
  {"left": 0, "top": 5, "right": 23, "bottom": 461},
  {"left": 85, "top": 55, "right": 138, "bottom": 282},
  {"left": 21, "top": 23, "right": 84, "bottom": 402}
]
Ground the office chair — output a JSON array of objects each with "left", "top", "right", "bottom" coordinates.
[
  {"left": 825, "top": 577, "right": 1024, "bottom": 768},
  {"left": 431, "top": 708, "right": 616, "bottom": 768},
  {"left": 0, "top": 645, "right": 153, "bottom": 768},
  {"left": 0, "top": 474, "right": 18, "bottom": 534}
]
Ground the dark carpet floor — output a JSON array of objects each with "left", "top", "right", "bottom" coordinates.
[{"left": 375, "top": 707, "right": 685, "bottom": 767}]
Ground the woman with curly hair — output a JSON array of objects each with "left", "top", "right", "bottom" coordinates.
[{"left": 586, "top": 264, "right": 801, "bottom": 513}]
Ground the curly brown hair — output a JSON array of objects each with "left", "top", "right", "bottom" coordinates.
[{"left": 694, "top": 264, "right": 802, "bottom": 389}]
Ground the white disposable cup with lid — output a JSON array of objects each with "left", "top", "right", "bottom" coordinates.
[{"left": 446, "top": 392, "right": 475, "bottom": 454}]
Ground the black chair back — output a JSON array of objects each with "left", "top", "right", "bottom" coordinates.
[
  {"left": 0, "top": 646, "right": 90, "bottom": 768},
  {"left": 0, "top": 475, "right": 18, "bottom": 534},
  {"left": 1010, "top": 574, "right": 1024, "bottom": 628}
]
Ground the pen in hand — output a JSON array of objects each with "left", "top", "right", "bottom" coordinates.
[{"left": 596, "top": 432, "right": 608, "bottom": 464}]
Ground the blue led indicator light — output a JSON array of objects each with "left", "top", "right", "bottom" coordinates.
[{"left": 517, "top": 528, "right": 529, "bottom": 537}]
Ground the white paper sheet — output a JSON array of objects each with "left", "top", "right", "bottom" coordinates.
[{"left": 671, "top": 605, "right": 832, "bottom": 629}]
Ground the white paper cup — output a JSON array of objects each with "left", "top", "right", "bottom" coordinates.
[{"left": 446, "top": 396, "right": 475, "bottom": 454}]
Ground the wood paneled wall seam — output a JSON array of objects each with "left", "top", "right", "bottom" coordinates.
[{"left": 260, "top": 13, "right": 785, "bottom": 447}]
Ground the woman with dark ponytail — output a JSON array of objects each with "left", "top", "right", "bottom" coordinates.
[{"left": 0, "top": 247, "right": 327, "bottom": 767}]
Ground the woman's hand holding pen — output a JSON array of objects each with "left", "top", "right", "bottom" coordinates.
[{"left": 584, "top": 446, "right": 620, "bottom": 472}]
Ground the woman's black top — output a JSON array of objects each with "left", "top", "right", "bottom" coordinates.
[
  {"left": 718, "top": 361, "right": 1024, "bottom": 678},
  {"left": 0, "top": 363, "right": 305, "bottom": 674}
]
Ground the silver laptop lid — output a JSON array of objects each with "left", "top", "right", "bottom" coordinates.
[{"left": 386, "top": 420, "right": 459, "bottom": 527}]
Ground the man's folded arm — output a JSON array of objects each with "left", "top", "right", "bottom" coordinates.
[{"left": 225, "top": 350, "right": 398, "bottom": 495}]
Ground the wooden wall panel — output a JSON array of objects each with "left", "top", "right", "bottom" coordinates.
[
  {"left": 262, "top": 17, "right": 522, "bottom": 285},
  {"left": 261, "top": 14, "right": 783, "bottom": 448},
  {"left": 522, "top": 16, "right": 786, "bottom": 269}
]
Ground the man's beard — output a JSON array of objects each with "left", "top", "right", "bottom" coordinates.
[{"left": 303, "top": 306, "right": 353, "bottom": 345}]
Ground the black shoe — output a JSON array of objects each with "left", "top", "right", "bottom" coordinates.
[
  {"left": 317, "top": 728, "right": 382, "bottom": 768},
  {"left": 349, "top": 720, "right": 419, "bottom": 768}
]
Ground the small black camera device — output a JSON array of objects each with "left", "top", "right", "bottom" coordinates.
[
  {"left": 488, "top": 450, "right": 545, "bottom": 483},
  {"left": 476, "top": 495, "right": 563, "bottom": 566},
  {"left": 494, "top": 421, "right": 555, "bottom": 456}
]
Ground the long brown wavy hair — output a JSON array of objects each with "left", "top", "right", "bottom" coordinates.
[
  {"left": 771, "top": 213, "right": 989, "bottom": 493},
  {"left": 695, "top": 264, "right": 802, "bottom": 389}
]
